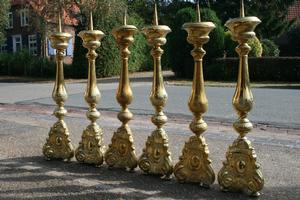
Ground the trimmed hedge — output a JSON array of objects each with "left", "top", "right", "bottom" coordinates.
[
  {"left": 205, "top": 57, "right": 300, "bottom": 82},
  {"left": 0, "top": 50, "right": 60, "bottom": 78}
]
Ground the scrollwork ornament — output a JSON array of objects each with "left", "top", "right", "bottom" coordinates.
[
  {"left": 43, "top": 121, "right": 74, "bottom": 161},
  {"left": 105, "top": 126, "right": 137, "bottom": 170},
  {"left": 138, "top": 129, "right": 173, "bottom": 179},
  {"left": 174, "top": 136, "right": 215, "bottom": 186}
]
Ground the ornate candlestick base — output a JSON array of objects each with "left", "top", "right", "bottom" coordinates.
[
  {"left": 75, "top": 13, "right": 105, "bottom": 166},
  {"left": 173, "top": 10, "right": 215, "bottom": 186},
  {"left": 218, "top": 137, "right": 264, "bottom": 196},
  {"left": 138, "top": 5, "right": 173, "bottom": 179},
  {"left": 139, "top": 128, "right": 173, "bottom": 179},
  {"left": 105, "top": 125, "right": 137, "bottom": 170},
  {"left": 218, "top": 4, "right": 264, "bottom": 196},
  {"left": 104, "top": 17, "right": 138, "bottom": 170},
  {"left": 76, "top": 123, "right": 105, "bottom": 166},
  {"left": 174, "top": 135, "right": 214, "bottom": 186},
  {"left": 43, "top": 15, "right": 74, "bottom": 161},
  {"left": 43, "top": 120, "right": 74, "bottom": 161}
]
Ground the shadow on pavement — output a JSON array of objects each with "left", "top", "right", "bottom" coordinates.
[{"left": 1, "top": 156, "right": 298, "bottom": 200}]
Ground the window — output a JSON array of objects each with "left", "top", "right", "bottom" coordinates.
[
  {"left": 12, "top": 35, "right": 22, "bottom": 52},
  {"left": 48, "top": 40, "right": 66, "bottom": 56},
  {"left": 0, "top": 43, "right": 7, "bottom": 53},
  {"left": 28, "top": 34, "right": 37, "bottom": 55},
  {"left": 66, "top": 38, "right": 74, "bottom": 57},
  {"left": 20, "top": 9, "right": 29, "bottom": 27},
  {"left": 7, "top": 12, "right": 13, "bottom": 29}
]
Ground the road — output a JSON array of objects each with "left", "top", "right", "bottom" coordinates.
[
  {"left": 0, "top": 80, "right": 299, "bottom": 129},
  {"left": 0, "top": 78, "right": 299, "bottom": 199}
]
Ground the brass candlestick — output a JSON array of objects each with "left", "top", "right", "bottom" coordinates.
[
  {"left": 138, "top": 4, "right": 173, "bottom": 179},
  {"left": 43, "top": 13, "right": 74, "bottom": 161},
  {"left": 75, "top": 12, "right": 105, "bottom": 166},
  {"left": 218, "top": 0, "right": 264, "bottom": 196},
  {"left": 104, "top": 10, "right": 138, "bottom": 170},
  {"left": 174, "top": 4, "right": 215, "bottom": 187}
]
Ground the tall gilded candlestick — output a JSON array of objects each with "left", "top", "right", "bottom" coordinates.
[
  {"left": 218, "top": 0, "right": 264, "bottom": 196},
  {"left": 75, "top": 12, "right": 105, "bottom": 166},
  {"left": 174, "top": 3, "right": 215, "bottom": 187},
  {"left": 138, "top": 4, "right": 173, "bottom": 179},
  {"left": 104, "top": 10, "right": 138, "bottom": 170},
  {"left": 43, "top": 13, "right": 74, "bottom": 161}
]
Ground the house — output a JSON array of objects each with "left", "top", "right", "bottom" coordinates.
[
  {"left": 287, "top": 0, "right": 300, "bottom": 21},
  {"left": 0, "top": 0, "right": 79, "bottom": 63}
]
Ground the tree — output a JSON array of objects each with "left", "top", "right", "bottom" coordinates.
[
  {"left": 0, "top": 0, "right": 10, "bottom": 44},
  {"left": 168, "top": 7, "right": 224, "bottom": 78},
  {"left": 210, "top": 0, "right": 296, "bottom": 39},
  {"left": 72, "top": 0, "right": 149, "bottom": 77}
]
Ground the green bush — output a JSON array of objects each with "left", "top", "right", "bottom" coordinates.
[
  {"left": 261, "top": 39, "right": 280, "bottom": 57},
  {"left": 168, "top": 7, "right": 224, "bottom": 78},
  {"left": 224, "top": 31, "right": 236, "bottom": 57},
  {"left": 201, "top": 8, "right": 224, "bottom": 60},
  {"left": 224, "top": 31, "right": 263, "bottom": 57},
  {"left": 209, "top": 57, "right": 300, "bottom": 82},
  {"left": 279, "top": 26, "right": 300, "bottom": 56},
  {"left": 127, "top": 13, "right": 150, "bottom": 72},
  {"left": 248, "top": 37, "right": 262, "bottom": 57},
  {"left": 0, "top": 50, "right": 56, "bottom": 78},
  {"left": 167, "top": 7, "right": 194, "bottom": 78},
  {"left": 71, "top": 23, "right": 88, "bottom": 78},
  {"left": 72, "top": 1, "right": 149, "bottom": 78}
]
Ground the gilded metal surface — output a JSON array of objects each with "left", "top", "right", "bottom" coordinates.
[
  {"left": 218, "top": 1, "right": 264, "bottom": 196},
  {"left": 138, "top": 4, "right": 173, "bottom": 179},
  {"left": 174, "top": 5, "right": 215, "bottom": 186},
  {"left": 75, "top": 13, "right": 105, "bottom": 166},
  {"left": 43, "top": 13, "right": 74, "bottom": 161},
  {"left": 105, "top": 11, "right": 138, "bottom": 170}
]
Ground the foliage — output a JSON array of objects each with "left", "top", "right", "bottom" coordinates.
[
  {"left": 73, "top": 0, "right": 149, "bottom": 77},
  {"left": 209, "top": 57, "right": 300, "bottom": 82},
  {"left": 279, "top": 26, "right": 300, "bottom": 57},
  {"left": 127, "top": 13, "right": 150, "bottom": 72},
  {"left": 168, "top": 7, "right": 224, "bottom": 78},
  {"left": 224, "top": 31, "right": 262, "bottom": 57},
  {"left": 248, "top": 37, "right": 262, "bottom": 57},
  {"left": 167, "top": 7, "right": 194, "bottom": 78},
  {"left": 0, "top": 50, "right": 56, "bottom": 77},
  {"left": 261, "top": 39, "right": 280, "bottom": 57},
  {"left": 224, "top": 31, "right": 236, "bottom": 57},
  {"left": 0, "top": 0, "right": 10, "bottom": 44},
  {"left": 210, "top": 0, "right": 296, "bottom": 39}
]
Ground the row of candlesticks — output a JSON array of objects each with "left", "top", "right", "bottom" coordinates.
[{"left": 43, "top": 1, "right": 264, "bottom": 197}]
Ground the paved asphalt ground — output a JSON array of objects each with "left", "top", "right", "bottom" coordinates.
[{"left": 0, "top": 74, "right": 300, "bottom": 199}]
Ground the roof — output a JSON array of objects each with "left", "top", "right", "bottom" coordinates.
[
  {"left": 10, "top": 0, "right": 79, "bottom": 26},
  {"left": 288, "top": 0, "right": 300, "bottom": 20}
]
